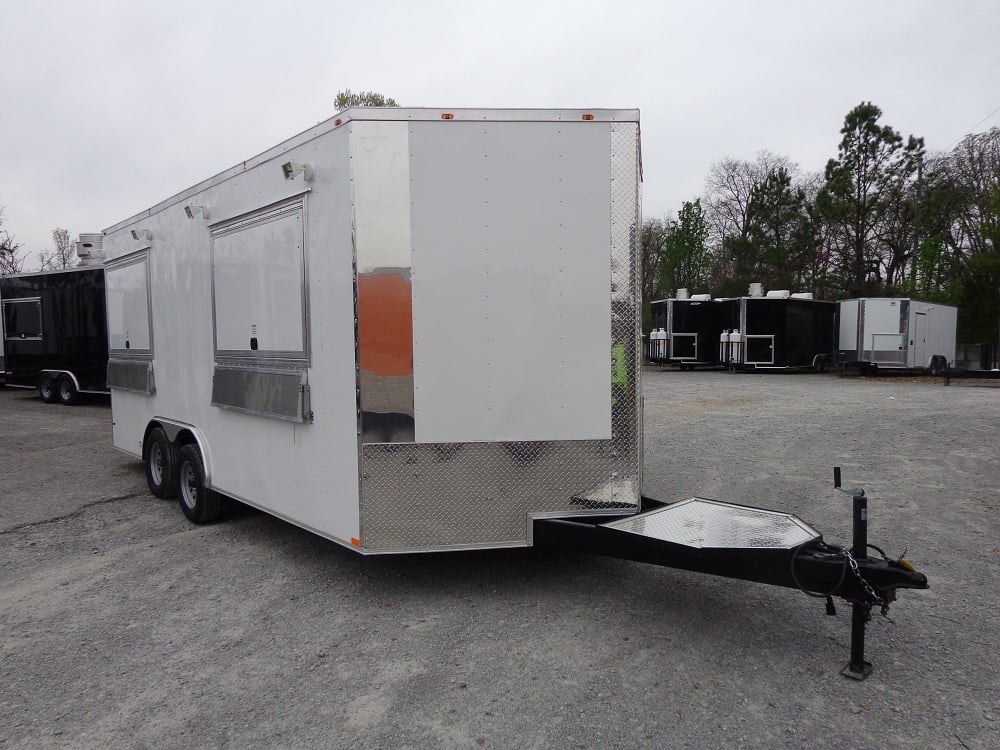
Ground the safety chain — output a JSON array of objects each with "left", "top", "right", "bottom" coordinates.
[{"left": 841, "top": 549, "right": 890, "bottom": 616}]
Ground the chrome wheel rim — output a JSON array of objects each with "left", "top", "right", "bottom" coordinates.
[
  {"left": 149, "top": 443, "right": 163, "bottom": 485},
  {"left": 180, "top": 462, "right": 197, "bottom": 510}
]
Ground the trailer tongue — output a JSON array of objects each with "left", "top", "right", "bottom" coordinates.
[{"left": 533, "top": 469, "right": 927, "bottom": 680}]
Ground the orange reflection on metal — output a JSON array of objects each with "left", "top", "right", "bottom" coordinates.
[{"left": 357, "top": 273, "right": 413, "bottom": 377}]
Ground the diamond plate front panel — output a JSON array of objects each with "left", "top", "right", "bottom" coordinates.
[
  {"left": 360, "top": 121, "right": 642, "bottom": 552},
  {"left": 362, "top": 441, "right": 639, "bottom": 549},
  {"left": 605, "top": 498, "right": 820, "bottom": 550}
]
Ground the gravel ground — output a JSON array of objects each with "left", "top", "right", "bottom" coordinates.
[{"left": 1, "top": 372, "right": 998, "bottom": 749}]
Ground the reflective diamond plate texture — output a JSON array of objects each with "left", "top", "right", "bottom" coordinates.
[
  {"left": 361, "top": 123, "right": 642, "bottom": 551},
  {"left": 361, "top": 441, "right": 638, "bottom": 549},
  {"left": 609, "top": 122, "right": 642, "bottom": 489},
  {"left": 605, "top": 498, "right": 820, "bottom": 550}
]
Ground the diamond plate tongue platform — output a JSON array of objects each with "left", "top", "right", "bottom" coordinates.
[{"left": 602, "top": 497, "right": 820, "bottom": 550}]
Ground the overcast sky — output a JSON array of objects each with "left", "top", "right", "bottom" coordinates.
[{"left": 2, "top": 0, "right": 998, "bottom": 267}]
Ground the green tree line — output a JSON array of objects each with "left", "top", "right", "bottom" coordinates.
[{"left": 644, "top": 102, "right": 1000, "bottom": 344}]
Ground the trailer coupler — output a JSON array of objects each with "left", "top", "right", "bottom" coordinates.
[{"left": 533, "top": 469, "right": 927, "bottom": 680}]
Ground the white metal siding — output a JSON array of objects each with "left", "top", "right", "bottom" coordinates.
[
  {"left": 104, "top": 128, "right": 362, "bottom": 546},
  {"left": 408, "top": 121, "right": 613, "bottom": 443},
  {"left": 838, "top": 299, "right": 858, "bottom": 350}
]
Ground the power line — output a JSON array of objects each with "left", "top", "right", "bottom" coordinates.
[{"left": 948, "top": 104, "right": 1000, "bottom": 149}]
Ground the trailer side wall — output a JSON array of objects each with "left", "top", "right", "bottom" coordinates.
[{"left": 0, "top": 268, "right": 108, "bottom": 390}]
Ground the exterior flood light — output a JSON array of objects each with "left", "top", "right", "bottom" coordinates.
[
  {"left": 130, "top": 229, "right": 152, "bottom": 241},
  {"left": 184, "top": 205, "right": 209, "bottom": 220},
  {"left": 281, "top": 160, "right": 315, "bottom": 182}
]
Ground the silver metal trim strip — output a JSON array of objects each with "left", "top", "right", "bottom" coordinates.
[
  {"left": 106, "top": 359, "right": 155, "bottom": 395},
  {"left": 210, "top": 365, "right": 309, "bottom": 423}
]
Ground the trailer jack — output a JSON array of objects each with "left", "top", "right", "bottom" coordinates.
[{"left": 533, "top": 468, "right": 927, "bottom": 680}]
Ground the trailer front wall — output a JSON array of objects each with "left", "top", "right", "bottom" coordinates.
[
  {"left": 669, "top": 299, "right": 738, "bottom": 365},
  {"left": 864, "top": 298, "right": 908, "bottom": 366},
  {"left": 355, "top": 119, "right": 642, "bottom": 551},
  {"left": 742, "top": 298, "right": 835, "bottom": 368},
  {"left": 669, "top": 300, "right": 719, "bottom": 363}
]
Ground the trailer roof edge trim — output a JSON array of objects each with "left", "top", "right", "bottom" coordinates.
[
  {"left": 102, "top": 107, "right": 640, "bottom": 235},
  {"left": 0, "top": 265, "right": 106, "bottom": 281}
]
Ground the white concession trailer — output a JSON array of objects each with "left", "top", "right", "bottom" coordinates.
[
  {"left": 100, "top": 108, "right": 929, "bottom": 676},
  {"left": 102, "top": 108, "right": 644, "bottom": 552},
  {"left": 837, "top": 298, "right": 957, "bottom": 375}
]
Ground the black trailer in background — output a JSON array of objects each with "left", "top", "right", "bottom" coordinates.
[
  {"left": 669, "top": 298, "right": 740, "bottom": 369},
  {"left": 0, "top": 267, "right": 108, "bottom": 403},
  {"left": 738, "top": 297, "right": 837, "bottom": 371}
]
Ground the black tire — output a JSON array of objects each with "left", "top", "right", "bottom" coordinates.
[
  {"left": 814, "top": 357, "right": 828, "bottom": 374},
  {"left": 57, "top": 374, "right": 80, "bottom": 405},
  {"left": 38, "top": 373, "right": 58, "bottom": 403},
  {"left": 144, "top": 427, "right": 179, "bottom": 499},
  {"left": 929, "top": 357, "right": 944, "bottom": 376},
  {"left": 177, "top": 444, "right": 222, "bottom": 524}
]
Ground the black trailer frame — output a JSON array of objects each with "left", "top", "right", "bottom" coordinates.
[
  {"left": 0, "top": 266, "right": 108, "bottom": 404},
  {"left": 534, "top": 469, "right": 927, "bottom": 679}
]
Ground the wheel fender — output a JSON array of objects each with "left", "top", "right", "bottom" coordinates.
[
  {"left": 146, "top": 418, "right": 214, "bottom": 490},
  {"left": 38, "top": 369, "right": 79, "bottom": 391}
]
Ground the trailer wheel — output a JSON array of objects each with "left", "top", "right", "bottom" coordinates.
[
  {"left": 57, "top": 375, "right": 81, "bottom": 405},
  {"left": 38, "top": 373, "right": 58, "bottom": 403},
  {"left": 177, "top": 444, "right": 222, "bottom": 524},
  {"left": 814, "top": 357, "right": 828, "bottom": 374},
  {"left": 929, "top": 357, "right": 944, "bottom": 376},
  {"left": 144, "top": 427, "right": 179, "bottom": 499}
]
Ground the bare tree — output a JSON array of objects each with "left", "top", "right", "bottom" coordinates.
[
  {"left": 0, "top": 208, "right": 28, "bottom": 276},
  {"left": 703, "top": 151, "right": 799, "bottom": 247},
  {"left": 640, "top": 216, "right": 671, "bottom": 331},
  {"left": 37, "top": 227, "right": 78, "bottom": 271}
]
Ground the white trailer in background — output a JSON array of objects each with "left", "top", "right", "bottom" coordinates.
[
  {"left": 837, "top": 298, "right": 957, "bottom": 375},
  {"left": 101, "top": 108, "right": 644, "bottom": 551}
]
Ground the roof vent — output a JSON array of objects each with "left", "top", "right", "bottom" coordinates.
[{"left": 75, "top": 233, "right": 105, "bottom": 264}]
